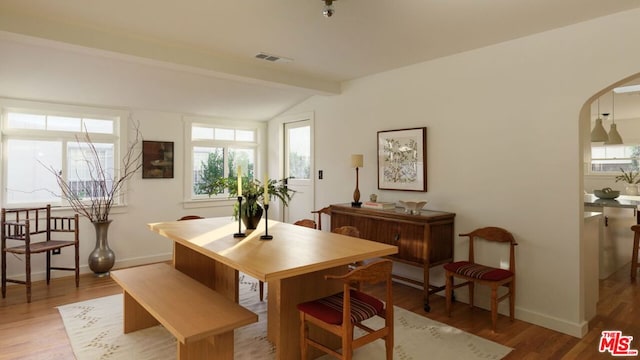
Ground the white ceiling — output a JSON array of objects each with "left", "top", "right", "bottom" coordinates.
[{"left": 1, "top": 0, "right": 640, "bottom": 120}]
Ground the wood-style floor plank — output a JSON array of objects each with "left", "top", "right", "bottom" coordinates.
[{"left": 0, "top": 263, "right": 638, "bottom": 359}]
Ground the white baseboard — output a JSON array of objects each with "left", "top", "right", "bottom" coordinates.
[
  {"left": 3, "top": 253, "right": 173, "bottom": 285},
  {"left": 391, "top": 274, "right": 587, "bottom": 339},
  {"left": 515, "top": 307, "right": 587, "bottom": 338}
]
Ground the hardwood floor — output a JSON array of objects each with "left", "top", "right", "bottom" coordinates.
[{"left": 0, "top": 263, "right": 637, "bottom": 359}]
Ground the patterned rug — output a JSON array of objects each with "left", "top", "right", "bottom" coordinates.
[{"left": 57, "top": 275, "right": 512, "bottom": 359}]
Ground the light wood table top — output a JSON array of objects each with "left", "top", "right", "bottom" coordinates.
[{"left": 148, "top": 217, "right": 398, "bottom": 283}]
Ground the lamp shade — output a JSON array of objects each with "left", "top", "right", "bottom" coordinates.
[
  {"left": 590, "top": 117, "right": 608, "bottom": 142},
  {"left": 351, "top": 154, "right": 363, "bottom": 168},
  {"left": 605, "top": 123, "right": 623, "bottom": 145},
  {"left": 604, "top": 92, "right": 623, "bottom": 145}
]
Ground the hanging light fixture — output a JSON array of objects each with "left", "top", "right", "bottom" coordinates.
[
  {"left": 322, "top": 0, "right": 336, "bottom": 17},
  {"left": 605, "top": 91, "right": 623, "bottom": 145},
  {"left": 590, "top": 98, "right": 608, "bottom": 142}
]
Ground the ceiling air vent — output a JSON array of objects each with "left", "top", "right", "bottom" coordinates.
[{"left": 255, "top": 52, "right": 293, "bottom": 63}]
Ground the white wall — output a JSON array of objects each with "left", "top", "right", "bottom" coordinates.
[{"left": 272, "top": 9, "right": 640, "bottom": 337}]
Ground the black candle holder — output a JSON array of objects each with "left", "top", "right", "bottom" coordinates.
[
  {"left": 260, "top": 204, "right": 273, "bottom": 240},
  {"left": 233, "top": 196, "right": 246, "bottom": 238}
]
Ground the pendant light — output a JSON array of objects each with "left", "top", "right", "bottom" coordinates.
[
  {"left": 322, "top": 0, "right": 336, "bottom": 17},
  {"left": 605, "top": 91, "right": 623, "bottom": 145},
  {"left": 590, "top": 98, "right": 608, "bottom": 142}
]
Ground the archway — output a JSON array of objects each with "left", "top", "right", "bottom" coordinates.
[{"left": 579, "top": 72, "right": 640, "bottom": 327}]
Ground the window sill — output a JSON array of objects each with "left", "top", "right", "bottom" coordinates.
[{"left": 183, "top": 198, "right": 236, "bottom": 209}]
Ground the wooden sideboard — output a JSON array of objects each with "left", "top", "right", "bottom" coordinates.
[{"left": 329, "top": 203, "right": 456, "bottom": 311}]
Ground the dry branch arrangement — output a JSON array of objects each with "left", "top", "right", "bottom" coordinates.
[{"left": 44, "top": 120, "right": 143, "bottom": 222}]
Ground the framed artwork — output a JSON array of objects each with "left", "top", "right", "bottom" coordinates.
[
  {"left": 377, "top": 127, "right": 427, "bottom": 192},
  {"left": 142, "top": 141, "right": 174, "bottom": 179}
]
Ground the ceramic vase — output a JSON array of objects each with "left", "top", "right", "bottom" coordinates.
[
  {"left": 625, "top": 184, "right": 639, "bottom": 196},
  {"left": 241, "top": 204, "right": 264, "bottom": 229},
  {"left": 88, "top": 220, "right": 116, "bottom": 276}
]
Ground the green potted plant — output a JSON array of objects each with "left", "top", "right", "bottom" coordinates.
[
  {"left": 201, "top": 176, "right": 294, "bottom": 228},
  {"left": 615, "top": 168, "right": 640, "bottom": 195}
]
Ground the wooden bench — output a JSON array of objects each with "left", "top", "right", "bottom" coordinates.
[{"left": 110, "top": 263, "right": 258, "bottom": 360}]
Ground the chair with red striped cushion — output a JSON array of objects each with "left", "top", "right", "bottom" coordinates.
[
  {"left": 297, "top": 259, "right": 393, "bottom": 360},
  {"left": 443, "top": 226, "right": 517, "bottom": 332}
]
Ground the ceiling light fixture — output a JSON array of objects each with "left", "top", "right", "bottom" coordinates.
[
  {"left": 605, "top": 91, "right": 623, "bottom": 145},
  {"left": 322, "top": 0, "right": 336, "bottom": 18},
  {"left": 590, "top": 98, "right": 608, "bottom": 142}
]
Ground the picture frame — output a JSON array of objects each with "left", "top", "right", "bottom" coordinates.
[
  {"left": 142, "top": 141, "right": 174, "bottom": 179},
  {"left": 377, "top": 127, "right": 427, "bottom": 192}
]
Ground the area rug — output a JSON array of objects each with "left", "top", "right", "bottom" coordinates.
[{"left": 58, "top": 275, "right": 512, "bottom": 360}]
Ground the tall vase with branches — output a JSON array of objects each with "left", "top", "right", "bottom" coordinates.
[{"left": 44, "top": 121, "right": 143, "bottom": 275}]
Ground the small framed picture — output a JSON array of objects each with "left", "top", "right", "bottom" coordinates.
[
  {"left": 377, "top": 127, "right": 427, "bottom": 192},
  {"left": 142, "top": 141, "right": 174, "bottom": 179}
]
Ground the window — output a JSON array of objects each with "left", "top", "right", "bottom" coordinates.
[
  {"left": 591, "top": 144, "right": 640, "bottom": 173},
  {"left": 187, "top": 120, "right": 259, "bottom": 199},
  {"left": 1, "top": 100, "right": 125, "bottom": 207}
]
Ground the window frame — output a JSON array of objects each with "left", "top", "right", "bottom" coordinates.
[
  {"left": 589, "top": 143, "right": 640, "bottom": 175},
  {"left": 183, "top": 116, "right": 266, "bottom": 207},
  {"left": 0, "top": 98, "right": 128, "bottom": 209}
]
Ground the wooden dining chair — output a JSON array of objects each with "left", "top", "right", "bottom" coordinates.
[
  {"left": 333, "top": 225, "right": 360, "bottom": 238},
  {"left": 297, "top": 259, "right": 394, "bottom": 360},
  {"left": 177, "top": 214, "right": 266, "bottom": 301},
  {"left": 1, "top": 205, "right": 80, "bottom": 303},
  {"left": 294, "top": 219, "right": 317, "bottom": 229},
  {"left": 333, "top": 226, "right": 363, "bottom": 274},
  {"left": 177, "top": 215, "right": 205, "bottom": 221},
  {"left": 311, "top": 206, "right": 332, "bottom": 230},
  {"left": 631, "top": 225, "right": 640, "bottom": 280},
  {"left": 444, "top": 226, "right": 517, "bottom": 332}
]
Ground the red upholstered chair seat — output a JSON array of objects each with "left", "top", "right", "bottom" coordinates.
[
  {"left": 443, "top": 261, "right": 513, "bottom": 281},
  {"left": 297, "top": 289, "right": 384, "bottom": 325}
]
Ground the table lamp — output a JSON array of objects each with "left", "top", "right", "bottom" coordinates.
[{"left": 351, "top": 154, "right": 363, "bottom": 207}]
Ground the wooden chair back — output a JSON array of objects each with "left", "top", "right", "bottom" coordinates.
[
  {"left": 177, "top": 215, "right": 205, "bottom": 221},
  {"left": 298, "top": 259, "right": 394, "bottom": 359},
  {"left": 444, "top": 226, "right": 517, "bottom": 332},
  {"left": 1, "top": 204, "right": 80, "bottom": 303},
  {"left": 294, "top": 219, "right": 317, "bottom": 229},
  {"left": 332, "top": 225, "right": 360, "bottom": 238},
  {"left": 462, "top": 226, "right": 517, "bottom": 272},
  {"left": 311, "top": 207, "right": 331, "bottom": 230}
]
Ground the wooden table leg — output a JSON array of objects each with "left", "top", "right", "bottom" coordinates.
[{"left": 173, "top": 242, "right": 239, "bottom": 301}]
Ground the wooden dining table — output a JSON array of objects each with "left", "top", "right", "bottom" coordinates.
[{"left": 148, "top": 217, "right": 398, "bottom": 360}]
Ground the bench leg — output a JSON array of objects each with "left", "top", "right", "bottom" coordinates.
[
  {"left": 123, "top": 291, "right": 159, "bottom": 333},
  {"left": 177, "top": 332, "right": 234, "bottom": 360}
]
